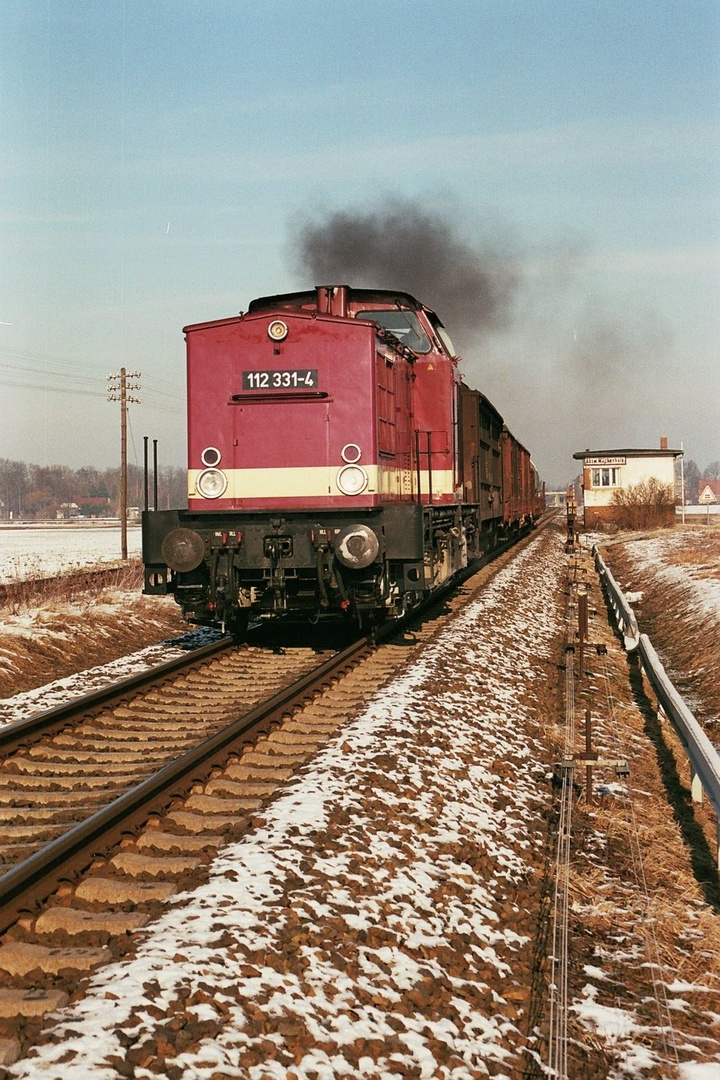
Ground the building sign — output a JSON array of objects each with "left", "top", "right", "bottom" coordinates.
[{"left": 583, "top": 456, "right": 626, "bottom": 467}]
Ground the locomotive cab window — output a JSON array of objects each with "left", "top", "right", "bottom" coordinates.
[
  {"left": 355, "top": 309, "right": 431, "bottom": 353},
  {"left": 427, "top": 314, "right": 456, "bottom": 357}
]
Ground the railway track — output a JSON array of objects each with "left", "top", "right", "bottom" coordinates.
[
  {"left": 0, "top": 525, "right": 549, "bottom": 1069},
  {"left": 0, "top": 632, "right": 343, "bottom": 891}
]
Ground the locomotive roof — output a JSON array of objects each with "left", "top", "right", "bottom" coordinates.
[{"left": 247, "top": 288, "right": 426, "bottom": 314}]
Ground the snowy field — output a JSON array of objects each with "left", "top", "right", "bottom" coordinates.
[{"left": 0, "top": 525, "right": 142, "bottom": 583}]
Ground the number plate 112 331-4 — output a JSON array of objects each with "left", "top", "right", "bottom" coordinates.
[{"left": 242, "top": 369, "right": 318, "bottom": 390}]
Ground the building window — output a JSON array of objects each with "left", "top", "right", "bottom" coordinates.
[{"left": 592, "top": 468, "right": 620, "bottom": 487}]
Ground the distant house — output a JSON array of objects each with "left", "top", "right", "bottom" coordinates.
[
  {"left": 698, "top": 479, "right": 720, "bottom": 502},
  {"left": 75, "top": 496, "right": 112, "bottom": 517},
  {"left": 573, "top": 438, "right": 682, "bottom": 529}
]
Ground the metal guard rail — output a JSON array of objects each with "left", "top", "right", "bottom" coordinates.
[
  {"left": 638, "top": 634, "right": 720, "bottom": 823},
  {"left": 593, "top": 546, "right": 640, "bottom": 651},
  {"left": 594, "top": 545, "right": 720, "bottom": 825}
]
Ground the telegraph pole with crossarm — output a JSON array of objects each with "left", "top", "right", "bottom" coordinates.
[{"left": 107, "top": 368, "right": 141, "bottom": 559}]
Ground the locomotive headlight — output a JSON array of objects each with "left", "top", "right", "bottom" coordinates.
[
  {"left": 334, "top": 523, "right": 379, "bottom": 570},
  {"left": 161, "top": 528, "right": 205, "bottom": 572},
  {"left": 267, "top": 319, "right": 288, "bottom": 342},
  {"left": 336, "top": 464, "right": 368, "bottom": 496},
  {"left": 201, "top": 446, "right": 221, "bottom": 467},
  {"left": 341, "top": 443, "right": 362, "bottom": 464},
  {"left": 197, "top": 468, "right": 228, "bottom": 499}
]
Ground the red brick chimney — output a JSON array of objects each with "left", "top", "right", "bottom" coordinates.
[{"left": 660, "top": 436, "right": 668, "bottom": 450}]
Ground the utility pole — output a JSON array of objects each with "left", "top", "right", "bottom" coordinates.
[{"left": 107, "top": 368, "right": 141, "bottom": 559}]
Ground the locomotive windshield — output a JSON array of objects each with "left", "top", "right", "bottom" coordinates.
[
  {"left": 429, "top": 317, "right": 457, "bottom": 357},
  {"left": 355, "top": 309, "right": 431, "bottom": 354}
]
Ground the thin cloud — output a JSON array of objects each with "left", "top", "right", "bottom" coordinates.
[
  {"left": 34, "top": 117, "right": 717, "bottom": 186},
  {"left": 576, "top": 246, "right": 720, "bottom": 276}
]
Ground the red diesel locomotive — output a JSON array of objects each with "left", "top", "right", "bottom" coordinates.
[{"left": 143, "top": 285, "right": 543, "bottom": 633}]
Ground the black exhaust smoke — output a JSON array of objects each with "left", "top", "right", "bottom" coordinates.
[{"left": 291, "top": 197, "right": 520, "bottom": 352}]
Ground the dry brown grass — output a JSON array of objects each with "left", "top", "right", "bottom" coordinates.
[
  {"left": 0, "top": 561, "right": 145, "bottom": 616},
  {"left": 0, "top": 566, "right": 187, "bottom": 699},
  {"left": 562, "top": 544, "right": 720, "bottom": 1074},
  {"left": 662, "top": 532, "right": 720, "bottom": 578},
  {"left": 602, "top": 537, "right": 720, "bottom": 734}
]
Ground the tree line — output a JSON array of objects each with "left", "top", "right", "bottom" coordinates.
[
  {"left": 682, "top": 459, "right": 720, "bottom": 503},
  {"left": 0, "top": 458, "right": 187, "bottom": 520},
  {"left": 1, "top": 454, "right": 716, "bottom": 522}
]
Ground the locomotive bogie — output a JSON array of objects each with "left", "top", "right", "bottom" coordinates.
[
  {"left": 144, "top": 502, "right": 433, "bottom": 627},
  {"left": 143, "top": 499, "right": 479, "bottom": 628}
]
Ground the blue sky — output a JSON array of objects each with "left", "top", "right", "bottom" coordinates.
[{"left": 1, "top": 0, "right": 718, "bottom": 484}]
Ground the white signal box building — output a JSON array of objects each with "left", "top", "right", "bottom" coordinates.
[{"left": 573, "top": 438, "right": 682, "bottom": 529}]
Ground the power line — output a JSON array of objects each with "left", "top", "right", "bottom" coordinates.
[
  {"left": 0, "top": 350, "right": 185, "bottom": 403},
  {"left": 0, "top": 379, "right": 108, "bottom": 398},
  {"left": 0, "top": 370, "right": 184, "bottom": 414}
]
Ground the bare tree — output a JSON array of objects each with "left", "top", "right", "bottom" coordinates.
[
  {"left": 682, "top": 459, "right": 701, "bottom": 504},
  {"left": 0, "top": 459, "right": 29, "bottom": 518},
  {"left": 158, "top": 466, "right": 187, "bottom": 510},
  {"left": 611, "top": 478, "right": 676, "bottom": 530},
  {"left": 0, "top": 458, "right": 186, "bottom": 520}
]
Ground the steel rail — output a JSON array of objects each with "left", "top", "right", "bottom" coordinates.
[
  {"left": 2, "top": 518, "right": 536, "bottom": 755},
  {"left": 0, "top": 635, "right": 234, "bottom": 751},
  {"left": 0, "top": 523, "right": 545, "bottom": 933},
  {"left": 0, "top": 633, "right": 374, "bottom": 934}
]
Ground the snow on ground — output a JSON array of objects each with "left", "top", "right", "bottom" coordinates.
[
  {"left": 599, "top": 528, "right": 720, "bottom": 728},
  {"left": 612, "top": 531, "right": 720, "bottom": 626},
  {"left": 5, "top": 526, "right": 718, "bottom": 1076},
  {"left": 0, "top": 525, "right": 142, "bottom": 584},
  {"left": 0, "top": 523, "right": 190, "bottom": 700},
  {"left": 574, "top": 527, "right": 720, "bottom": 1076},
  {"left": 10, "top": 531, "right": 566, "bottom": 1080}
]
